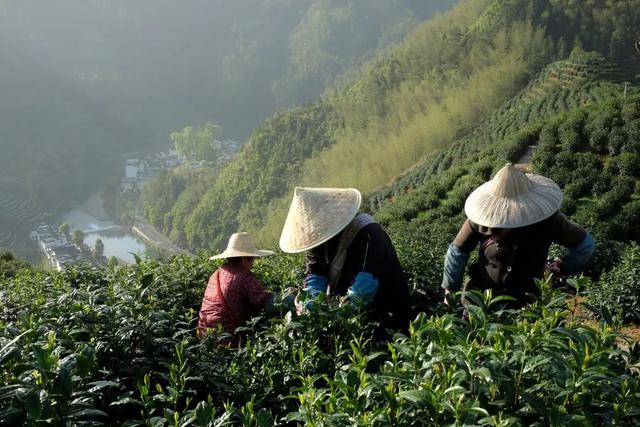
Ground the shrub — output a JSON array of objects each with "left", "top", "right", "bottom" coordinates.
[
  {"left": 589, "top": 243, "right": 640, "bottom": 322},
  {"left": 0, "top": 251, "right": 30, "bottom": 278},
  {"left": 499, "top": 125, "right": 540, "bottom": 162},
  {"left": 605, "top": 153, "right": 640, "bottom": 178},
  {"left": 595, "top": 176, "right": 636, "bottom": 218},
  {"left": 290, "top": 284, "right": 640, "bottom": 425},
  {"left": 607, "top": 127, "right": 628, "bottom": 156},
  {"left": 612, "top": 200, "right": 640, "bottom": 241},
  {"left": 560, "top": 193, "right": 577, "bottom": 216}
]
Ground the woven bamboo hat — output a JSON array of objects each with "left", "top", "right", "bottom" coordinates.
[
  {"left": 279, "top": 187, "right": 361, "bottom": 253},
  {"left": 464, "top": 163, "right": 563, "bottom": 228},
  {"left": 210, "top": 232, "right": 273, "bottom": 260}
]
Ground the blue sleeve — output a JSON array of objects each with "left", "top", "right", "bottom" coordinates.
[
  {"left": 303, "top": 274, "right": 328, "bottom": 308},
  {"left": 561, "top": 232, "right": 595, "bottom": 275},
  {"left": 346, "top": 272, "right": 379, "bottom": 308},
  {"left": 441, "top": 244, "right": 470, "bottom": 292}
]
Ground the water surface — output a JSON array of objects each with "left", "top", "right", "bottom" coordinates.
[
  {"left": 84, "top": 229, "right": 147, "bottom": 263},
  {"left": 63, "top": 205, "right": 148, "bottom": 263}
]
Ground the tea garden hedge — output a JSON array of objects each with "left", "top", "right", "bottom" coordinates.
[
  {"left": 3, "top": 126, "right": 640, "bottom": 426},
  {"left": 2, "top": 250, "right": 640, "bottom": 426},
  {"left": 3, "top": 55, "right": 640, "bottom": 426}
]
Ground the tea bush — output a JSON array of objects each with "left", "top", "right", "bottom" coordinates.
[
  {"left": 289, "top": 287, "right": 640, "bottom": 426},
  {"left": 589, "top": 244, "right": 640, "bottom": 323},
  {"left": 2, "top": 253, "right": 640, "bottom": 425},
  {"left": 0, "top": 255, "right": 380, "bottom": 425}
]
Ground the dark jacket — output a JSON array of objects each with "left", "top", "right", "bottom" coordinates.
[
  {"left": 453, "top": 212, "right": 587, "bottom": 301},
  {"left": 305, "top": 222, "right": 409, "bottom": 330}
]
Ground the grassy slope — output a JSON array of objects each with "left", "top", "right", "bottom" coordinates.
[
  {"left": 156, "top": 0, "right": 640, "bottom": 252},
  {"left": 155, "top": 0, "right": 514, "bottom": 250},
  {"left": 369, "top": 51, "right": 638, "bottom": 210}
]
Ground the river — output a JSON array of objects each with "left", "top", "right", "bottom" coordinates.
[{"left": 62, "top": 194, "right": 148, "bottom": 263}]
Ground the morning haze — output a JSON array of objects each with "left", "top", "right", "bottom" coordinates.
[{"left": 0, "top": 0, "right": 453, "bottom": 262}]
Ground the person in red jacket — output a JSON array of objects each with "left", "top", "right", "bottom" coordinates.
[{"left": 198, "top": 232, "right": 273, "bottom": 345}]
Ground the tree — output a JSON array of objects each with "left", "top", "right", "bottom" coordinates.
[
  {"left": 72, "top": 229, "right": 85, "bottom": 247},
  {"left": 121, "top": 213, "right": 135, "bottom": 227},
  {"left": 93, "top": 238, "right": 104, "bottom": 258},
  {"left": 0, "top": 251, "right": 29, "bottom": 278},
  {"left": 170, "top": 122, "right": 223, "bottom": 162},
  {"left": 58, "top": 222, "right": 70, "bottom": 237},
  {"left": 108, "top": 256, "right": 119, "bottom": 268}
]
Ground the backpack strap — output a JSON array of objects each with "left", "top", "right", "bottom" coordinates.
[
  {"left": 214, "top": 269, "right": 239, "bottom": 323},
  {"left": 327, "top": 214, "right": 375, "bottom": 295}
]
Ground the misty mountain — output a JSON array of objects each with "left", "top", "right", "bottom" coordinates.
[{"left": 0, "top": 0, "right": 456, "bottom": 253}]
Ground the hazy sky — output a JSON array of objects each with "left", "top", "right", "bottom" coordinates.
[{"left": 0, "top": 0, "right": 456, "bottom": 213}]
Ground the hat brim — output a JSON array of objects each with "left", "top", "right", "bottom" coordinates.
[
  {"left": 280, "top": 213, "right": 355, "bottom": 253},
  {"left": 464, "top": 173, "right": 563, "bottom": 228},
  {"left": 209, "top": 249, "right": 273, "bottom": 260},
  {"left": 279, "top": 187, "right": 361, "bottom": 253}
]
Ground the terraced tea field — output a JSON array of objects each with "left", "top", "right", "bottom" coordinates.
[
  {"left": 0, "top": 190, "right": 42, "bottom": 252},
  {"left": 368, "top": 54, "right": 639, "bottom": 207}
]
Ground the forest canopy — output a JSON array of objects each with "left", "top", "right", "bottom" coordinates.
[{"left": 143, "top": 0, "right": 640, "bottom": 251}]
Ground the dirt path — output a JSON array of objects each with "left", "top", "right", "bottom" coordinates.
[
  {"left": 568, "top": 296, "right": 640, "bottom": 350},
  {"left": 515, "top": 145, "right": 537, "bottom": 172}
]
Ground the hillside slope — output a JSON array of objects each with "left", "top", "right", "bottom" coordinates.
[
  {"left": 145, "top": 0, "right": 640, "bottom": 251},
  {"left": 365, "top": 56, "right": 640, "bottom": 303},
  {"left": 0, "top": 0, "right": 455, "bottom": 257},
  {"left": 4, "top": 1, "right": 640, "bottom": 423},
  {"left": 370, "top": 51, "right": 638, "bottom": 212},
  {"left": 4, "top": 35, "right": 640, "bottom": 427},
  {"left": 2, "top": 101, "right": 640, "bottom": 424}
]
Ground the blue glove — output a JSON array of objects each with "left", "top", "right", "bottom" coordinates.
[
  {"left": 303, "top": 274, "right": 328, "bottom": 309},
  {"left": 346, "top": 272, "right": 379, "bottom": 308}
]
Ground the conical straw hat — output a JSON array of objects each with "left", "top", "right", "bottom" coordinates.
[
  {"left": 279, "top": 187, "right": 361, "bottom": 253},
  {"left": 464, "top": 163, "right": 563, "bottom": 228},
  {"left": 210, "top": 232, "right": 273, "bottom": 260}
]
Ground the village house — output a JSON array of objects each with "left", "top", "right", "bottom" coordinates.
[
  {"left": 118, "top": 142, "right": 239, "bottom": 193},
  {"left": 30, "top": 223, "right": 89, "bottom": 271}
]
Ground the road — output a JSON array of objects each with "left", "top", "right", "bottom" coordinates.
[
  {"left": 132, "top": 182, "right": 194, "bottom": 257},
  {"left": 132, "top": 216, "right": 194, "bottom": 257}
]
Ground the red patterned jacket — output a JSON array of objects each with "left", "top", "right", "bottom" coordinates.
[{"left": 197, "top": 264, "right": 271, "bottom": 342}]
